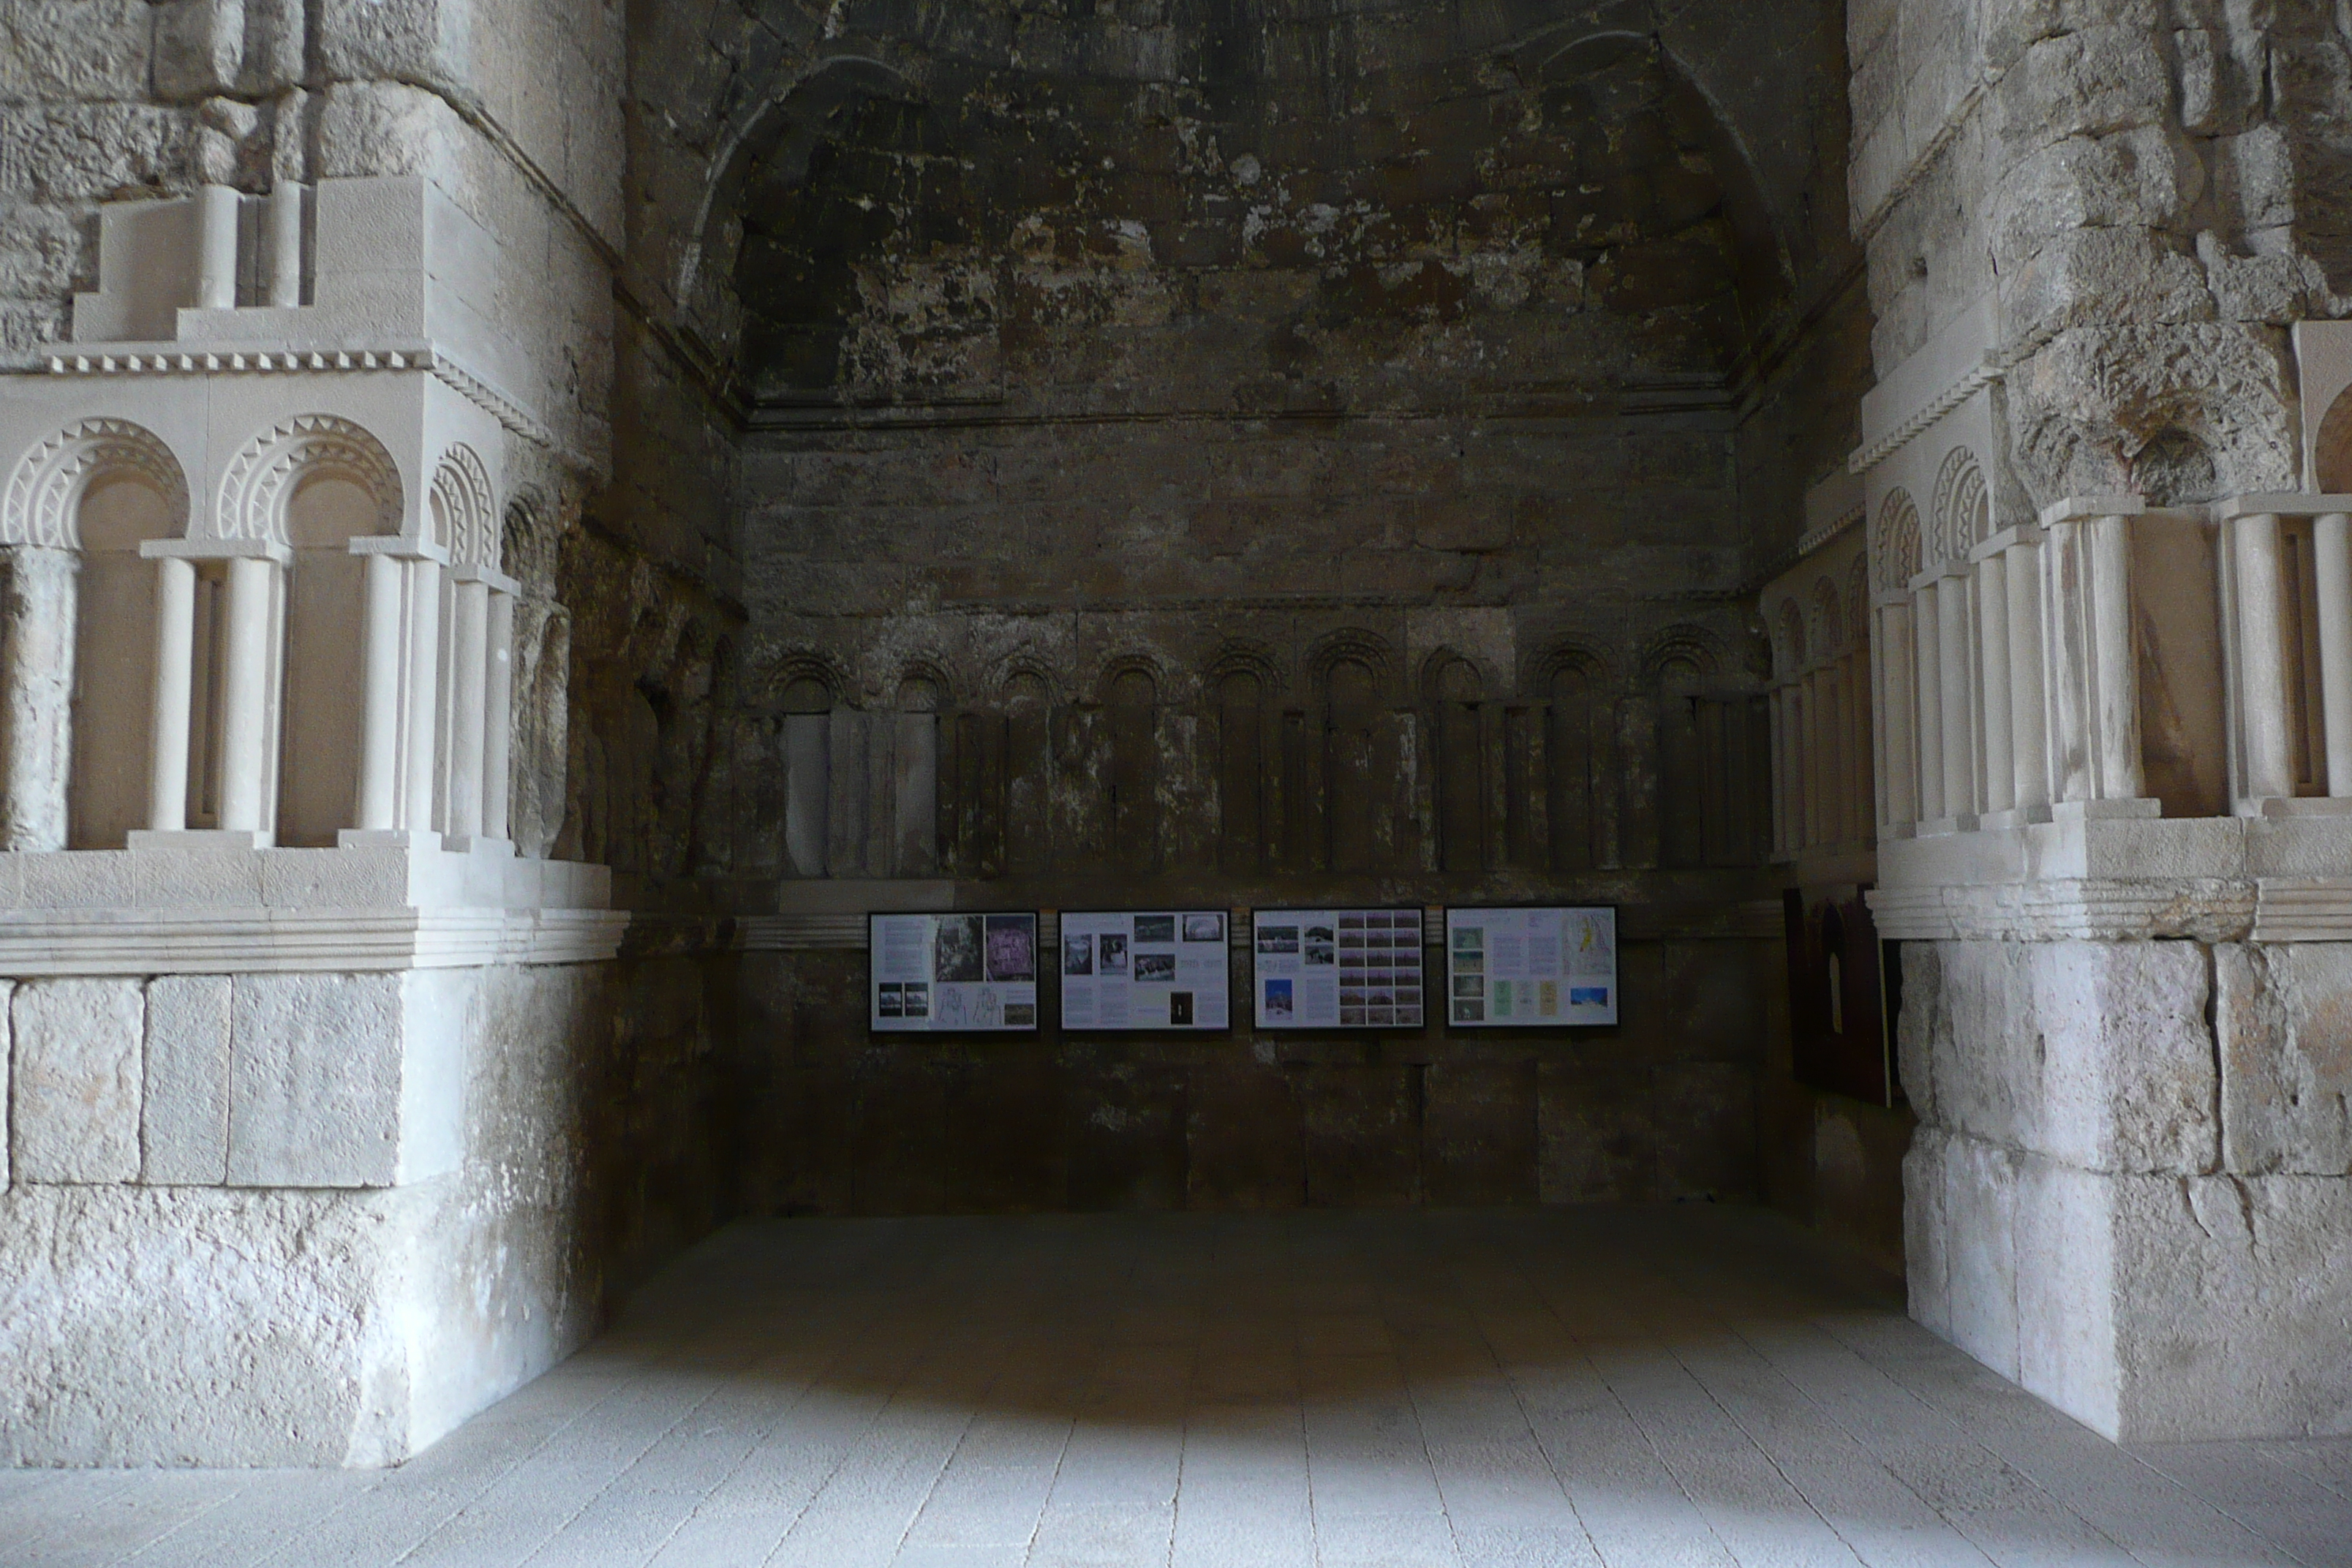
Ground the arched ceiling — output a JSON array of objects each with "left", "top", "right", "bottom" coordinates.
[{"left": 697, "top": 4, "right": 1820, "bottom": 418}]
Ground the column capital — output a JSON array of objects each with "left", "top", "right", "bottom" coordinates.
[
  {"left": 350, "top": 536, "right": 451, "bottom": 565},
  {"left": 1972, "top": 523, "right": 2046, "bottom": 560},
  {"left": 140, "top": 538, "right": 291, "bottom": 567},
  {"left": 2039, "top": 495, "right": 2147, "bottom": 527},
  {"left": 2213, "top": 493, "right": 2352, "bottom": 521}
]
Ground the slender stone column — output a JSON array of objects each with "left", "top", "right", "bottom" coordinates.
[
  {"left": 2315, "top": 512, "right": 2352, "bottom": 796},
  {"left": 2232, "top": 511, "right": 2293, "bottom": 803},
  {"left": 1976, "top": 552, "right": 2015, "bottom": 814},
  {"left": 266, "top": 183, "right": 304, "bottom": 309},
  {"left": 1879, "top": 600, "right": 1915, "bottom": 829},
  {"left": 1769, "top": 686, "right": 1789, "bottom": 857},
  {"left": 197, "top": 185, "right": 240, "bottom": 310},
  {"left": 2, "top": 547, "right": 79, "bottom": 851},
  {"left": 1798, "top": 671, "right": 1820, "bottom": 848},
  {"left": 404, "top": 558, "right": 443, "bottom": 833},
  {"left": 2086, "top": 513, "right": 2144, "bottom": 800},
  {"left": 1937, "top": 572, "right": 1974, "bottom": 817},
  {"left": 355, "top": 551, "right": 405, "bottom": 832},
  {"left": 447, "top": 578, "right": 489, "bottom": 840},
  {"left": 1915, "top": 587, "right": 1945, "bottom": 821},
  {"left": 216, "top": 556, "right": 276, "bottom": 834},
  {"left": 483, "top": 588, "right": 516, "bottom": 840},
  {"left": 2005, "top": 535, "right": 2050, "bottom": 811},
  {"left": 147, "top": 555, "right": 196, "bottom": 832}
]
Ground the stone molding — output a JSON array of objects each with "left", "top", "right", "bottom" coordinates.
[
  {"left": 0, "top": 906, "right": 627, "bottom": 976},
  {"left": 1, "top": 418, "right": 189, "bottom": 550}
]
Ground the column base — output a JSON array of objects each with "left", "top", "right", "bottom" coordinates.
[
  {"left": 128, "top": 829, "right": 273, "bottom": 850},
  {"left": 2048, "top": 797, "right": 2162, "bottom": 821},
  {"left": 2243, "top": 796, "right": 2352, "bottom": 818},
  {"left": 441, "top": 836, "right": 515, "bottom": 856},
  {"left": 338, "top": 828, "right": 443, "bottom": 850},
  {"left": 1916, "top": 813, "right": 1981, "bottom": 837}
]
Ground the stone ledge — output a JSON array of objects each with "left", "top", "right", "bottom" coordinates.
[{"left": 0, "top": 907, "right": 629, "bottom": 976}]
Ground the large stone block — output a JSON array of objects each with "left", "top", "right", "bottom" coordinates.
[
  {"left": 2215, "top": 943, "right": 2352, "bottom": 1175},
  {"left": 141, "top": 975, "right": 231, "bottom": 1186},
  {"left": 1903, "top": 1125, "right": 1951, "bottom": 1339},
  {"left": 10, "top": 978, "right": 142, "bottom": 1185},
  {"left": 1917, "top": 939, "right": 2215, "bottom": 1175},
  {"left": 2013, "top": 1153, "right": 2119, "bottom": 1436},
  {"left": 1941, "top": 1132, "right": 2020, "bottom": 1383},
  {"left": 227, "top": 973, "right": 403, "bottom": 1188}
]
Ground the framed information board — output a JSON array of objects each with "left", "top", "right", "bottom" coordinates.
[
  {"left": 1060, "top": 911, "right": 1231, "bottom": 1031},
  {"left": 1443, "top": 906, "right": 1618, "bottom": 1028},
  {"left": 1251, "top": 908, "right": 1427, "bottom": 1030},
  {"left": 868, "top": 911, "right": 1041, "bottom": 1034}
]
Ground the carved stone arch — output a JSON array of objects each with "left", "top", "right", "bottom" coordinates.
[
  {"left": 1872, "top": 489, "right": 1921, "bottom": 592},
  {"left": 893, "top": 657, "right": 953, "bottom": 712},
  {"left": 3, "top": 418, "right": 189, "bottom": 549},
  {"left": 1206, "top": 638, "right": 1288, "bottom": 696},
  {"left": 1306, "top": 629, "right": 1395, "bottom": 693},
  {"left": 1093, "top": 653, "right": 1165, "bottom": 706},
  {"left": 1419, "top": 646, "right": 1489, "bottom": 706},
  {"left": 218, "top": 414, "right": 401, "bottom": 547},
  {"left": 1776, "top": 599, "right": 1807, "bottom": 675},
  {"left": 1640, "top": 625, "right": 1724, "bottom": 684},
  {"left": 1531, "top": 641, "right": 1610, "bottom": 691},
  {"left": 429, "top": 443, "right": 497, "bottom": 569},
  {"left": 1812, "top": 575, "right": 1844, "bottom": 655},
  {"left": 1931, "top": 446, "right": 1987, "bottom": 560},
  {"left": 990, "top": 652, "right": 1061, "bottom": 707},
  {"left": 764, "top": 647, "right": 851, "bottom": 711}
]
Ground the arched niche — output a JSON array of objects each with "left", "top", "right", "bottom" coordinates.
[
  {"left": 279, "top": 454, "right": 402, "bottom": 845},
  {"left": 1216, "top": 668, "right": 1265, "bottom": 872},
  {"left": 1321, "top": 657, "right": 1379, "bottom": 874},
  {"left": 1107, "top": 666, "right": 1159, "bottom": 873},
  {"left": 69, "top": 470, "right": 181, "bottom": 848},
  {"left": 1, "top": 418, "right": 188, "bottom": 850},
  {"left": 778, "top": 671, "right": 834, "bottom": 877},
  {"left": 1428, "top": 656, "right": 1485, "bottom": 875},
  {"left": 1546, "top": 658, "right": 1604, "bottom": 872}
]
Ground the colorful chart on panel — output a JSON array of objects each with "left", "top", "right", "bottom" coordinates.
[{"left": 1443, "top": 907, "right": 1617, "bottom": 1027}]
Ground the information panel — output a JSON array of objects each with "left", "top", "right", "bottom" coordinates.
[
  {"left": 1252, "top": 908, "right": 1426, "bottom": 1030},
  {"left": 1060, "top": 911, "right": 1231, "bottom": 1031},
  {"left": 868, "top": 911, "right": 1041, "bottom": 1033},
  {"left": 1443, "top": 906, "right": 1618, "bottom": 1028}
]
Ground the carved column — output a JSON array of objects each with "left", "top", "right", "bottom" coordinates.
[
  {"left": 216, "top": 554, "right": 279, "bottom": 837},
  {"left": 1912, "top": 581, "right": 1945, "bottom": 822},
  {"left": 2003, "top": 530, "right": 2050, "bottom": 813},
  {"left": 1, "top": 546, "right": 78, "bottom": 850},
  {"left": 146, "top": 554, "right": 196, "bottom": 832},
  {"left": 1974, "top": 547, "right": 2014, "bottom": 815},
  {"left": 483, "top": 587, "right": 516, "bottom": 840}
]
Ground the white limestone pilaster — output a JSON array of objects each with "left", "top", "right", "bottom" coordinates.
[
  {"left": 1935, "top": 569, "right": 1975, "bottom": 824},
  {"left": 2003, "top": 531, "right": 2051, "bottom": 815},
  {"left": 483, "top": 587, "right": 516, "bottom": 843},
  {"left": 1877, "top": 597, "right": 1916, "bottom": 833},
  {"left": 147, "top": 555, "right": 196, "bottom": 833},
  {"left": 1974, "top": 550, "right": 2014, "bottom": 815},
  {"left": 2316, "top": 512, "right": 2352, "bottom": 797},
  {"left": 1, "top": 546, "right": 78, "bottom": 851},
  {"left": 355, "top": 550, "right": 405, "bottom": 832},
  {"left": 1913, "top": 582, "right": 1945, "bottom": 822}
]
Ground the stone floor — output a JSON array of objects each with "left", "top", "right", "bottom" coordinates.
[{"left": 4, "top": 1207, "right": 2350, "bottom": 1567}]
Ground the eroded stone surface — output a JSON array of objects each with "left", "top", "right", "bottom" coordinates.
[{"left": 9, "top": 977, "right": 141, "bottom": 1186}]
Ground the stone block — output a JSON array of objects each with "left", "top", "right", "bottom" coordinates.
[
  {"left": 142, "top": 976, "right": 232, "bottom": 1186},
  {"left": 1537, "top": 1060, "right": 1656, "bottom": 1203},
  {"left": 130, "top": 846, "right": 263, "bottom": 907},
  {"left": 0, "top": 979, "right": 11, "bottom": 1189},
  {"left": 1903, "top": 1126, "right": 1951, "bottom": 1339},
  {"left": 2215, "top": 943, "right": 2352, "bottom": 1176},
  {"left": 1941, "top": 1132, "right": 2020, "bottom": 1382},
  {"left": 2013, "top": 1153, "right": 2119, "bottom": 1437},
  {"left": 10, "top": 979, "right": 143, "bottom": 1185},
  {"left": 227, "top": 973, "right": 403, "bottom": 1188},
  {"left": 2029, "top": 940, "right": 2216, "bottom": 1175}
]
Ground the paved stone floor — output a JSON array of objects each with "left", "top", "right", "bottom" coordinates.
[{"left": 4, "top": 1206, "right": 2351, "bottom": 1567}]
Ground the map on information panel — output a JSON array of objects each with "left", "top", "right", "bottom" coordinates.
[{"left": 1442, "top": 907, "right": 1618, "bottom": 1028}]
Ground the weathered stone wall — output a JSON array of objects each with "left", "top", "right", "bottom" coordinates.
[
  {"left": 1900, "top": 937, "right": 2352, "bottom": 1439},
  {"left": 589, "top": 0, "right": 1874, "bottom": 1213}
]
